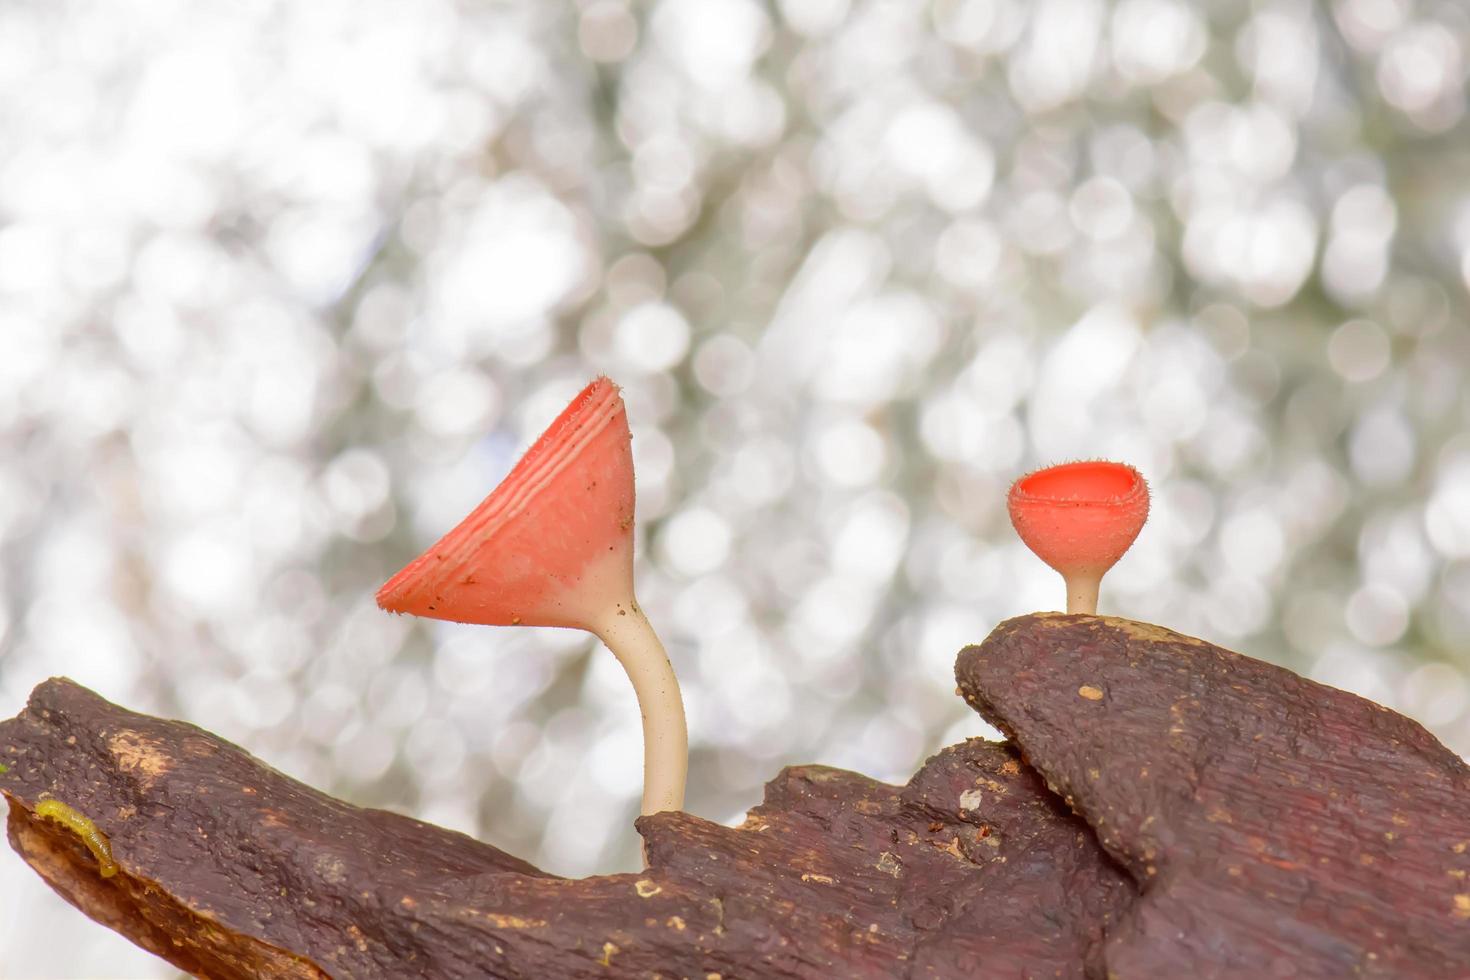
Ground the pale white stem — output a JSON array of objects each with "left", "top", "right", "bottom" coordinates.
[
  {"left": 1063, "top": 573, "right": 1100, "bottom": 616},
  {"left": 590, "top": 599, "right": 688, "bottom": 816}
]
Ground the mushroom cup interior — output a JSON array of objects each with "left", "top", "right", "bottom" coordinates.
[{"left": 1014, "top": 461, "right": 1143, "bottom": 504}]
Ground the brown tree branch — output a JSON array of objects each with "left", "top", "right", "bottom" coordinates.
[
  {"left": 958, "top": 614, "right": 1470, "bottom": 977},
  {"left": 4, "top": 614, "right": 1468, "bottom": 977},
  {"left": 1, "top": 666, "right": 1126, "bottom": 978}
]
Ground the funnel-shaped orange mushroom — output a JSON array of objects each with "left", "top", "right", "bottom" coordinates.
[
  {"left": 1007, "top": 460, "right": 1149, "bottom": 615},
  {"left": 378, "top": 377, "right": 687, "bottom": 816}
]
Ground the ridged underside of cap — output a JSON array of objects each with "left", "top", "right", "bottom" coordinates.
[{"left": 376, "top": 377, "right": 635, "bottom": 628}]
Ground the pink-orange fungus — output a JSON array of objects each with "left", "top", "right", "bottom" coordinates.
[
  {"left": 1008, "top": 460, "right": 1149, "bottom": 581},
  {"left": 376, "top": 376, "right": 635, "bottom": 630}
]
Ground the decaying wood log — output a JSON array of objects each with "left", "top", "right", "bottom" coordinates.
[
  {"left": 957, "top": 613, "right": 1470, "bottom": 978},
  {"left": 0, "top": 674, "right": 1129, "bottom": 978},
  {"left": 3, "top": 612, "right": 1468, "bottom": 977}
]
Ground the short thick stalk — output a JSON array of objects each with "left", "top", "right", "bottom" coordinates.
[
  {"left": 591, "top": 601, "right": 688, "bottom": 816},
  {"left": 1064, "top": 574, "right": 1100, "bottom": 615}
]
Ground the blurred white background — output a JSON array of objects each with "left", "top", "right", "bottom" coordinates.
[{"left": 2, "top": 0, "right": 1469, "bottom": 975}]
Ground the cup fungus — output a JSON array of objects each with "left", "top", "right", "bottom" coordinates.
[
  {"left": 376, "top": 377, "right": 688, "bottom": 816},
  {"left": 1007, "top": 460, "right": 1149, "bottom": 615}
]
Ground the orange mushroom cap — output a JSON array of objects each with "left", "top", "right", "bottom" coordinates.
[
  {"left": 1007, "top": 460, "right": 1149, "bottom": 581},
  {"left": 376, "top": 376, "right": 635, "bottom": 630}
]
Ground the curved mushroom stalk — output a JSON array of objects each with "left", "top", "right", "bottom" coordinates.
[
  {"left": 588, "top": 599, "right": 686, "bottom": 815},
  {"left": 1007, "top": 460, "right": 1150, "bottom": 615},
  {"left": 377, "top": 377, "right": 687, "bottom": 817}
]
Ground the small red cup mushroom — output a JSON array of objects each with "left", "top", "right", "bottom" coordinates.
[
  {"left": 377, "top": 377, "right": 687, "bottom": 817},
  {"left": 1007, "top": 460, "right": 1149, "bottom": 615}
]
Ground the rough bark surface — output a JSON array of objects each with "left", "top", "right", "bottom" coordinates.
[
  {"left": 3, "top": 613, "right": 1468, "bottom": 978},
  {"left": 0, "top": 676, "right": 1130, "bottom": 979},
  {"left": 957, "top": 613, "right": 1470, "bottom": 979}
]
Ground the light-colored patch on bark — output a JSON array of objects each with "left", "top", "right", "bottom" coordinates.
[
  {"left": 312, "top": 854, "right": 347, "bottom": 885},
  {"left": 108, "top": 731, "right": 171, "bottom": 789},
  {"left": 482, "top": 912, "right": 547, "bottom": 929},
  {"left": 1104, "top": 617, "right": 1209, "bottom": 647}
]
